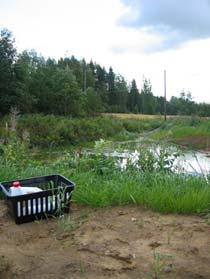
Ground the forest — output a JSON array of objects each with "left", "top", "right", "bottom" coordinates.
[{"left": 1, "top": 28, "right": 210, "bottom": 117}]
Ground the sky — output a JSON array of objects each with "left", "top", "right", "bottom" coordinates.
[{"left": 1, "top": 0, "right": 210, "bottom": 103}]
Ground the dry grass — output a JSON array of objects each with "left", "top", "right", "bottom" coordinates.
[
  {"left": 102, "top": 113, "right": 164, "bottom": 119},
  {"left": 102, "top": 113, "right": 180, "bottom": 120}
]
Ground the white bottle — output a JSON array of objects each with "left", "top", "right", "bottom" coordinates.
[{"left": 10, "top": 181, "right": 42, "bottom": 196}]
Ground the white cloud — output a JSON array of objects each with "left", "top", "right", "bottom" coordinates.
[
  {"left": 110, "top": 27, "right": 163, "bottom": 54},
  {"left": 119, "top": 0, "right": 210, "bottom": 49},
  {"left": 0, "top": 0, "right": 210, "bottom": 103},
  {"left": 0, "top": 0, "right": 126, "bottom": 58}
]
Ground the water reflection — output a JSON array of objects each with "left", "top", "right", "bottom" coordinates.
[
  {"left": 106, "top": 144, "right": 210, "bottom": 175},
  {"left": 176, "top": 151, "right": 210, "bottom": 175}
]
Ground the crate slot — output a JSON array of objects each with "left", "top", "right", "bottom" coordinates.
[
  {"left": 27, "top": 200, "right": 32, "bottom": 215},
  {"left": 17, "top": 201, "right": 21, "bottom": 217}
]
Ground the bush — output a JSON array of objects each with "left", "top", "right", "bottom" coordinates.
[{"left": 0, "top": 114, "right": 164, "bottom": 148}]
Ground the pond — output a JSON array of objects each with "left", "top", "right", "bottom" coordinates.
[
  {"left": 94, "top": 139, "right": 210, "bottom": 176},
  {"left": 176, "top": 151, "right": 210, "bottom": 175},
  {"left": 32, "top": 139, "right": 210, "bottom": 176}
]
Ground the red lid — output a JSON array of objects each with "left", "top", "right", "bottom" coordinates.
[{"left": 12, "top": 181, "right": 20, "bottom": 187}]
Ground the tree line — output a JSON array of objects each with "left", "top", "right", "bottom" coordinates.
[{"left": 1, "top": 28, "right": 210, "bottom": 117}]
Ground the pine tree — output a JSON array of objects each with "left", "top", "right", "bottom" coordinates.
[
  {"left": 107, "top": 67, "right": 117, "bottom": 109},
  {"left": 129, "top": 79, "right": 140, "bottom": 113},
  {"left": 115, "top": 75, "right": 129, "bottom": 112},
  {"left": 95, "top": 65, "right": 108, "bottom": 110}
]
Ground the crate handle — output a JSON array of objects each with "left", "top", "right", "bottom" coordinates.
[{"left": 0, "top": 183, "right": 10, "bottom": 196}]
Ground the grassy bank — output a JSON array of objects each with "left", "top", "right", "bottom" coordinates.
[
  {"left": 105, "top": 113, "right": 210, "bottom": 151},
  {"left": 0, "top": 114, "right": 162, "bottom": 148},
  {"left": 1, "top": 150, "right": 210, "bottom": 215},
  {"left": 1, "top": 113, "right": 210, "bottom": 150},
  {"left": 151, "top": 116, "right": 210, "bottom": 150}
]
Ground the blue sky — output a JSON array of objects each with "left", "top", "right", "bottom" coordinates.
[{"left": 1, "top": 0, "right": 210, "bottom": 102}]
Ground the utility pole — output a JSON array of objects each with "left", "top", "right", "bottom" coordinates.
[
  {"left": 83, "top": 59, "right": 87, "bottom": 92},
  {"left": 164, "top": 70, "right": 167, "bottom": 121}
]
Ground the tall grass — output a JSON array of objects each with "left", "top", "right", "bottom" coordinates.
[
  {"left": 72, "top": 170, "right": 210, "bottom": 214},
  {"left": 1, "top": 150, "right": 210, "bottom": 214},
  {"left": 49, "top": 150, "right": 210, "bottom": 214}
]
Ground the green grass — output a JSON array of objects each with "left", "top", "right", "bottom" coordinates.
[
  {"left": 1, "top": 150, "right": 210, "bottom": 214},
  {"left": 0, "top": 114, "right": 162, "bottom": 148},
  {"left": 72, "top": 170, "right": 210, "bottom": 214},
  {"left": 0, "top": 164, "right": 210, "bottom": 213},
  {"left": 151, "top": 116, "right": 210, "bottom": 149}
]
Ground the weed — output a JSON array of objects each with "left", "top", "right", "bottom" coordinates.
[
  {"left": 167, "top": 230, "right": 174, "bottom": 244},
  {"left": 150, "top": 251, "right": 164, "bottom": 279},
  {"left": 167, "top": 226, "right": 176, "bottom": 245},
  {"left": 79, "top": 260, "right": 86, "bottom": 275},
  {"left": 149, "top": 252, "right": 173, "bottom": 279},
  {"left": 57, "top": 215, "right": 74, "bottom": 232},
  {"left": 77, "top": 211, "right": 90, "bottom": 226}
]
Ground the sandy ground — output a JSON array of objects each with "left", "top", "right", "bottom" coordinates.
[{"left": 0, "top": 201, "right": 210, "bottom": 279}]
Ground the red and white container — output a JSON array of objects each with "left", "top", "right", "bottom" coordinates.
[{"left": 10, "top": 181, "right": 42, "bottom": 196}]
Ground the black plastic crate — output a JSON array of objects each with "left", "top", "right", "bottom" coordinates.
[{"left": 0, "top": 174, "right": 75, "bottom": 224}]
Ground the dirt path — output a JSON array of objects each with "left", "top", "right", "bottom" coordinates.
[{"left": 0, "top": 201, "right": 210, "bottom": 279}]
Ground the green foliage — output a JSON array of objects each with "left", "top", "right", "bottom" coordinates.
[
  {"left": 47, "top": 142, "right": 210, "bottom": 214},
  {"left": 140, "top": 78, "right": 157, "bottom": 114},
  {"left": 72, "top": 167, "right": 210, "bottom": 213},
  {"left": 122, "top": 118, "right": 162, "bottom": 133},
  {"left": 0, "top": 28, "right": 18, "bottom": 114},
  {"left": 128, "top": 79, "right": 140, "bottom": 113},
  {"left": 151, "top": 116, "right": 210, "bottom": 149},
  {"left": 0, "top": 136, "right": 29, "bottom": 168},
  {"left": 137, "top": 149, "right": 157, "bottom": 172},
  {"left": 167, "top": 91, "right": 197, "bottom": 116},
  {"left": 0, "top": 111, "right": 35, "bottom": 169},
  {"left": 151, "top": 251, "right": 164, "bottom": 279},
  {"left": 13, "top": 114, "right": 161, "bottom": 147},
  {"left": 14, "top": 50, "right": 38, "bottom": 113},
  {"left": 57, "top": 215, "right": 74, "bottom": 232},
  {"left": 7, "top": 113, "right": 210, "bottom": 151},
  {"left": 54, "top": 150, "right": 116, "bottom": 177},
  {"left": 1, "top": 28, "right": 210, "bottom": 116},
  {"left": 83, "top": 87, "right": 103, "bottom": 116}
]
